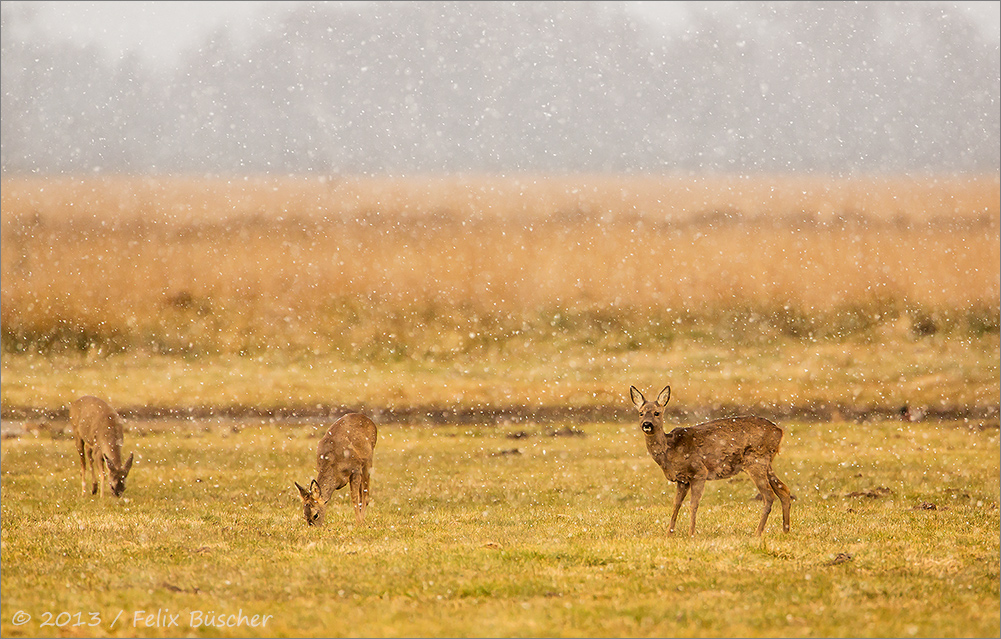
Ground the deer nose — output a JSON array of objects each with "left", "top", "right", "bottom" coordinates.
[{"left": 641, "top": 421, "right": 655, "bottom": 432}]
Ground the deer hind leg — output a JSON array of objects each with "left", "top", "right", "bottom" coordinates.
[
  {"left": 747, "top": 466, "right": 776, "bottom": 536},
  {"left": 767, "top": 468, "right": 792, "bottom": 533},
  {"left": 349, "top": 471, "right": 364, "bottom": 524},
  {"left": 687, "top": 478, "right": 706, "bottom": 535},
  {"left": 77, "top": 438, "right": 88, "bottom": 496},
  {"left": 669, "top": 482, "right": 690, "bottom": 534},
  {"left": 360, "top": 464, "right": 371, "bottom": 516}
]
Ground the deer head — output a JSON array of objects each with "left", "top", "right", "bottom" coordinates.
[
  {"left": 295, "top": 479, "right": 327, "bottom": 526},
  {"left": 105, "top": 452, "right": 134, "bottom": 497},
  {"left": 629, "top": 385, "right": 671, "bottom": 434}
]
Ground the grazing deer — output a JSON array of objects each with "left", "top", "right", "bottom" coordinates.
[
  {"left": 295, "top": 413, "right": 378, "bottom": 526},
  {"left": 629, "top": 385, "right": 792, "bottom": 536},
  {"left": 69, "top": 396, "right": 134, "bottom": 498}
]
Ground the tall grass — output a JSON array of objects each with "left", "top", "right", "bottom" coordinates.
[{"left": 2, "top": 175, "right": 998, "bottom": 357}]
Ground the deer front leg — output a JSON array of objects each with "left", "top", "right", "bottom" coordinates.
[
  {"left": 688, "top": 477, "right": 706, "bottom": 536},
  {"left": 87, "top": 448, "right": 99, "bottom": 495},
  {"left": 669, "top": 482, "right": 690, "bottom": 534},
  {"left": 99, "top": 454, "right": 107, "bottom": 498}
]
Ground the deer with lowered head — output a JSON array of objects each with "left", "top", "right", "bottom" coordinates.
[
  {"left": 295, "top": 413, "right": 378, "bottom": 526},
  {"left": 629, "top": 385, "right": 792, "bottom": 536},
  {"left": 69, "top": 396, "right": 135, "bottom": 498}
]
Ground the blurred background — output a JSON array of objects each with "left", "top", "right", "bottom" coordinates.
[
  {"left": 1, "top": 2, "right": 998, "bottom": 414},
  {"left": 2, "top": 0, "right": 999, "bottom": 176}
]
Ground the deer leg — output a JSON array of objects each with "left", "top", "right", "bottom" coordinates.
[
  {"left": 669, "top": 482, "right": 690, "bottom": 534},
  {"left": 688, "top": 478, "right": 706, "bottom": 535},
  {"left": 99, "top": 454, "right": 107, "bottom": 498},
  {"left": 747, "top": 466, "right": 775, "bottom": 536},
  {"left": 361, "top": 464, "right": 371, "bottom": 515},
  {"left": 349, "top": 471, "right": 363, "bottom": 524},
  {"left": 768, "top": 469, "right": 792, "bottom": 533},
  {"left": 87, "top": 447, "right": 99, "bottom": 495},
  {"left": 76, "top": 439, "right": 87, "bottom": 496}
]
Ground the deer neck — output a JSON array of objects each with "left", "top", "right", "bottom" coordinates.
[
  {"left": 644, "top": 428, "right": 672, "bottom": 465},
  {"left": 98, "top": 434, "right": 123, "bottom": 468},
  {"left": 314, "top": 466, "right": 342, "bottom": 503}
]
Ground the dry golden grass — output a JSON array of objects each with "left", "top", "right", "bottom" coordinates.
[
  {"left": 3, "top": 173, "right": 998, "bottom": 225},
  {"left": 2, "top": 174, "right": 998, "bottom": 357}
]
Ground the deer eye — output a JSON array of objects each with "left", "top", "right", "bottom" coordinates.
[{"left": 654, "top": 411, "right": 661, "bottom": 416}]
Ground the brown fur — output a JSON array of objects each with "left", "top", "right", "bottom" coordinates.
[
  {"left": 295, "top": 413, "right": 378, "bottom": 526},
  {"left": 69, "top": 396, "right": 134, "bottom": 498},
  {"left": 629, "top": 385, "right": 792, "bottom": 536}
]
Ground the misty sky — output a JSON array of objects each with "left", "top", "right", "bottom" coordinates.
[
  {"left": 14, "top": 0, "right": 1000, "bottom": 67},
  {"left": 3, "top": 1, "right": 998, "bottom": 175}
]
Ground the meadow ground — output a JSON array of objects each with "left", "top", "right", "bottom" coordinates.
[
  {"left": 1, "top": 174, "right": 998, "bottom": 636},
  {"left": 1, "top": 417, "right": 999, "bottom": 638},
  {"left": 1, "top": 332, "right": 999, "bottom": 424}
]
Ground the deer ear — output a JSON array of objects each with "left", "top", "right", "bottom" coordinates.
[
  {"left": 103, "top": 454, "right": 117, "bottom": 471},
  {"left": 310, "top": 479, "right": 322, "bottom": 500},
  {"left": 629, "top": 386, "right": 645, "bottom": 408},
  {"left": 123, "top": 452, "right": 134, "bottom": 476},
  {"left": 295, "top": 482, "right": 310, "bottom": 501},
  {"left": 657, "top": 386, "right": 671, "bottom": 406}
]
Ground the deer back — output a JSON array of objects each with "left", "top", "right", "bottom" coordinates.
[
  {"left": 70, "top": 396, "right": 126, "bottom": 467},
  {"left": 315, "top": 413, "right": 378, "bottom": 496},
  {"left": 662, "top": 417, "right": 783, "bottom": 482}
]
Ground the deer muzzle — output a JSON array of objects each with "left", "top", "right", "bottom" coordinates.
[{"left": 641, "top": 422, "right": 655, "bottom": 433}]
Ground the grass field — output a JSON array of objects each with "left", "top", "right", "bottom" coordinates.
[
  {"left": 1, "top": 174, "right": 999, "bottom": 637},
  {"left": 1, "top": 417, "right": 998, "bottom": 638},
  {"left": 2, "top": 334, "right": 998, "bottom": 423}
]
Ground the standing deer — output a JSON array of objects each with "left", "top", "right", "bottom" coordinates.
[
  {"left": 69, "top": 396, "right": 134, "bottom": 498},
  {"left": 294, "top": 413, "right": 378, "bottom": 526},
  {"left": 629, "top": 385, "right": 792, "bottom": 536}
]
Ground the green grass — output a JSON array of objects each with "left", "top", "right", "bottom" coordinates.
[
  {"left": 2, "top": 334, "right": 998, "bottom": 416},
  {"left": 2, "top": 418, "right": 998, "bottom": 637}
]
